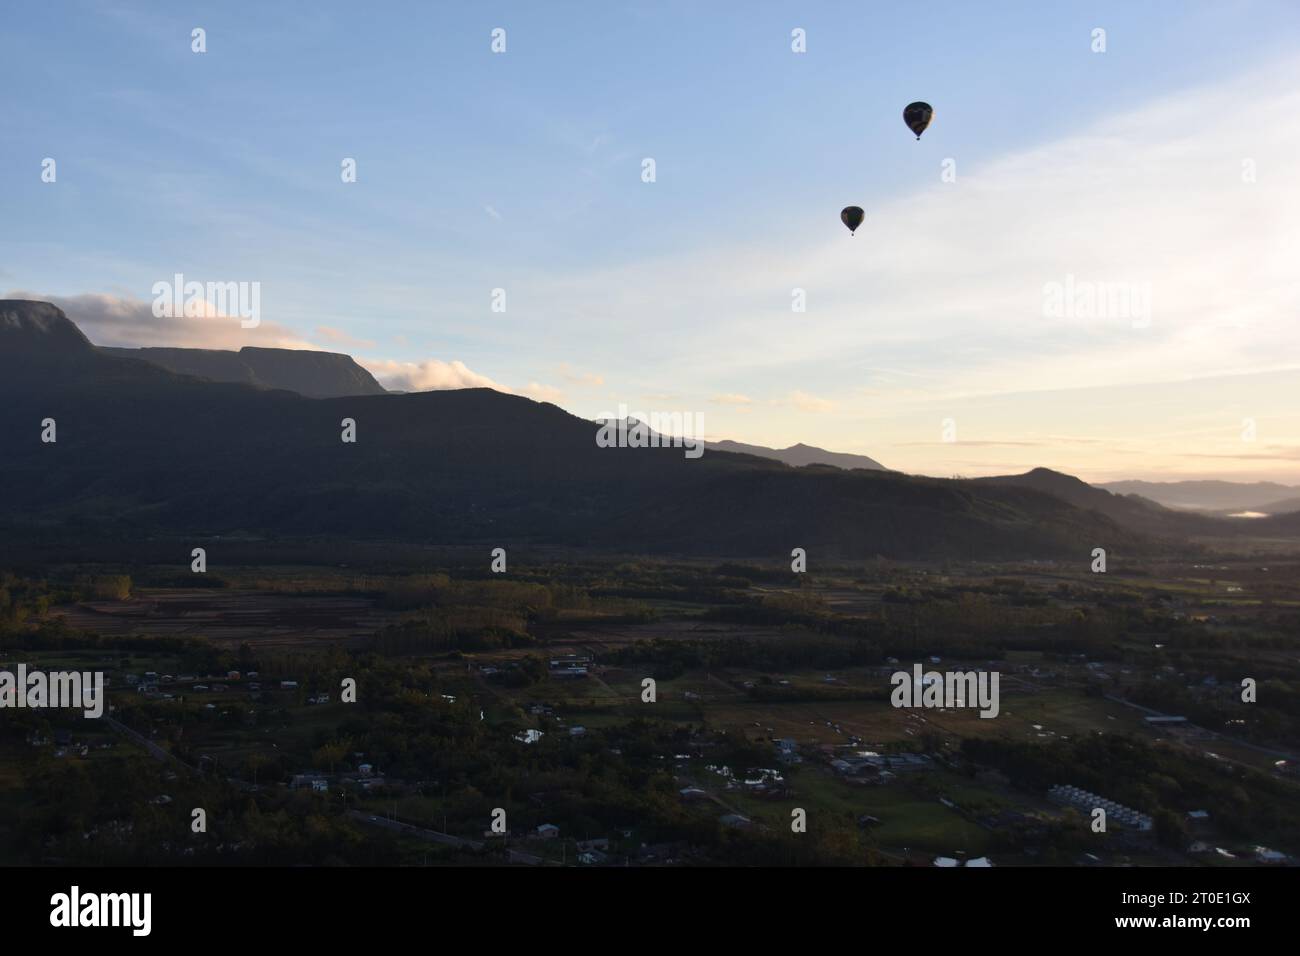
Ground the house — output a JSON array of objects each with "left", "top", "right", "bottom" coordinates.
[
  {"left": 311, "top": 779, "right": 328, "bottom": 792},
  {"left": 1254, "top": 846, "right": 1288, "bottom": 864},
  {"left": 933, "top": 856, "right": 960, "bottom": 867},
  {"left": 679, "top": 787, "right": 707, "bottom": 801},
  {"left": 280, "top": 680, "right": 299, "bottom": 690},
  {"left": 358, "top": 763, "right": 373, "bottom": 777},
  {"left": 578, "top": 850, "right": 607, "bottom": 865},
  {"left": 536, "top": 824, "right": 560, "bottom": 839},
  {"left": 719, "top": 813, "right": 751, "bottom": 829},
  {"left": 568, "top": 726, "right": 586, "bottom": 737}
]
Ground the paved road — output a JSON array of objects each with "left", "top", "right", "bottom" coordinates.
[
  {"left": 106, "top": 715, "right": 193, "bottom": 768},
  {"left": 346, "top": 810, "right": 548, "bottom": 865}
]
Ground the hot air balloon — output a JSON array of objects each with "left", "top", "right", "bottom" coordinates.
[
  {"left": 903, "top": 101, "right": 933, "bottom": 140},
  {"left": 841, "top": 205, "right": 865, "bottom": 235}
]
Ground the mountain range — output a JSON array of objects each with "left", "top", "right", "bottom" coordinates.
[
  {"left": 2, "top": 300, "right": 1295, "bottom": 561},
  {"left": 1099, "top": 479, "right": 1300, "bottom": 516}
]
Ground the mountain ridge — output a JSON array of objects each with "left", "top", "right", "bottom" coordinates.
[
  {"left": 707, "top": 439, "right": 887, "bottom": 471},
  {"left": 2, "top": 300, "right": 1293, "bottom": 558},
  {"left": 99, "top": 345, "right": 387, "bottom": 399},
  {"left": 0, "top": 299, "right": 1158, "bottom": 560}
]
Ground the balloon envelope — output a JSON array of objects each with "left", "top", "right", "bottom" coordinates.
[
  {"left": 903, "top": 101, "right": 933, "bottom": 139},
  {"left": 840, "top": 206, "right": 865, "bottom": 234}
]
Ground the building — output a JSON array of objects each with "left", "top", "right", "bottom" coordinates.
[
  {"left": 1047, "top": 784, "right": 1153, "bottom": 831},
  {"left": 549, "top": 655, "right": 592, "bottom": 678},
  {"left": 775, "top": 738, "right": 801, "bottom": 763},
  {"left": 536, "top": 824, "right": 560, "bottom": 839}
]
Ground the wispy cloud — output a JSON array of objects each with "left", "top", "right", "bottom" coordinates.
[{"left": 315, "top": 326, "right": 376, "bottom": 351}]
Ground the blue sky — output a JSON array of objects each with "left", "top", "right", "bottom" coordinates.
[{"left": 4, "top": 1, "right": 1299, "bottom": 481}]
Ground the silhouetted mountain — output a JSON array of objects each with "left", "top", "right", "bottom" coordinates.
[
  {"left": 0, "top": 302, "right": 1260, "bottom": 561},
  {"left": 708, "top": 440, "right": 886, "bottom": 471},
  {"left": 1, "top": 299, "right": 178, "bottom": 384},
  {"left": 100, "top": 345, "right": 386, "bottom": 398},
  {"left": 972, "top": 467, "right": 1235, "bottom": 538},
  {"left": 1099, "top": 479, "right": 1300, "bottom": 513},
  {"left": 1, "top": 299, "right": 94, "bottom": 353}
]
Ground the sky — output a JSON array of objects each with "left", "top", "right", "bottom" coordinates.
[{"left": 3, "top": 1, "right": 1299, "bottom": 483}]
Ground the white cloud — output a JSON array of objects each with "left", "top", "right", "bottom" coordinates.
[
  {"left": 360, "top": 357, "right": 504, "bottom": 392},
  {"left": 9, "top": 291, "right": 312, "bottom": 350}
]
